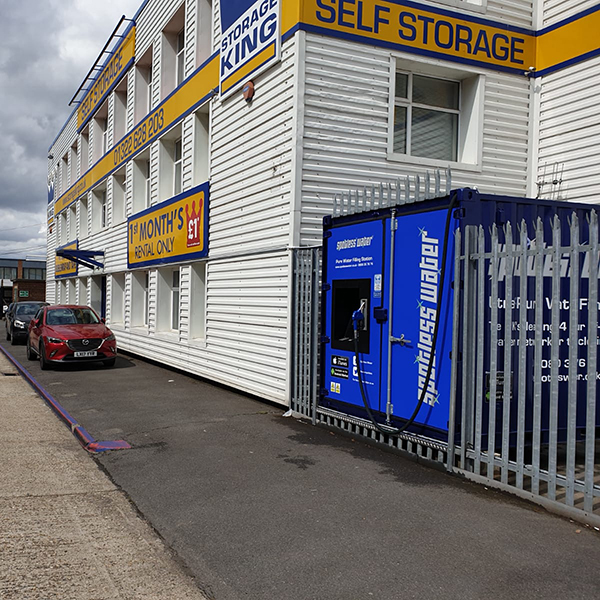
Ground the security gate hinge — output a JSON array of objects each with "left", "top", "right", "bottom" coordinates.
[
  {"left": 320, "top": 335, "right": 330, "bottom": 344},
  {"left": 322, "top": 283, "right": 331, "bottom": 292}
]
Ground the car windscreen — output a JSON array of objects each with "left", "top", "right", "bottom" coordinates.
[
  {"left": 15, "top": 304, "right": 41, "bottom": 317},
  {"left": 46, "top": 308, "right": 100, "bottom": 326}
]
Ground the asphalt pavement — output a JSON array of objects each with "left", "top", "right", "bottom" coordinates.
[{"left": 1, "top": 334, "right": 600, "bottom": 600}]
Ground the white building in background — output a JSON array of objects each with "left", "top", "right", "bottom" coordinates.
[{"left": 46, "top": 0, "right": 600, "bottom": 404}]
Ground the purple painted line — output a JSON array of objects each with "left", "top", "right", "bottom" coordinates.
[{"left": 0, "top": 345, "right": 131, "bottom": 453}]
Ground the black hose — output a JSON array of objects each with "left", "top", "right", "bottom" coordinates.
[{"left": 354, "top": 194, "right": 458, "bottom": 436}]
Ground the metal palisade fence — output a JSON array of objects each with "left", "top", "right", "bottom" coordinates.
[
  {"left": 449, "top": 213, "right": 600, "bottom": 525},
  {"left": 290, "top": 177, "right": 600, "bottom": 525}
]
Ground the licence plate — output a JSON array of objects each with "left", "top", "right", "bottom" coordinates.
[{"left": 74, "top": 350, "right": 97, "bottom": 357}]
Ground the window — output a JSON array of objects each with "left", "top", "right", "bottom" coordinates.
[
  {"left": 111, "top": 170, "right": 126, "bottom": 224},
  {"left": 133, "top": 152, "right": 151, "bottom": 213},
  {"left": 176, "top": 29, "right": 185, "bottom": 86},
  {"left": 158, "top": 124, "right": 182, "bottom": 201},
  {"left": 189, "top": 262, "right": 206, "bottom": 340},
  {"left": 68, "top": 278, "right": 77, "bottom": 304},
  {"left": 101, "top": 195, "right": 107, "bottom": 229},
  {"left": 135, "top": 46, "right": 153, "bottom": 124},
  {"left": 61, "top": 154, "right": 68, "bottom": 193},
  {"left": 171, "top": 270, "right": 180, "bottom": 330},
  {"left": 174, "top": 138, "right": 183, "bottom": 195},
  {"left": 68, "top": 205, "right": 77, "bottom": 240},
  {"left": 92, "top": 102, "right": 108, "bottom": 163},
  {"left": 0, "top": 267, "right": 17, "bottom": 280},
  {"left": 195, "top": 0, "right": 212, "bottom": 68},
  {"left": 193, "top": 110, "right": 209, "bottom": 185},
  {"left": 92, "top": 188, "right": 107, "bottom": 232},
  {"left": 156, "top": 267, "right": 180, "bottom": 332},
  {"left": 23, "top": 268, "right": 45, "bottom": 280},
  {"left": 131, "top": 270, "right": 149, "bottom": 327},
  {"left": 111, "top": 274, "right": 125, "bottom": 324},
  {"left": 80, "top": 196, "right": 89, "bottom": 238},
  {"left": 393, "top": 73, "right": 459, "bottom": 162},
  {"left": 80, "top": 128, "right": 90, "bottom": 172},
  {"left": 160, "top": 6, "right": 185, "bottom": 99},
  {"left": 69, "top": 143, "right": 78, "bottom": 183},
  {"left": 78, "top": 277, "right": 88, "bottom": 305},
  {"left": 60, "top": 212, "right": 68, "bottom": 245},
  {"left": 113, "top": 79, "right": 128, "bottom": 143}
]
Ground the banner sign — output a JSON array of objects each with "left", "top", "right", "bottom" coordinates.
[
  {"left": 302, "top": 0, "right": 535, "bottom": 74},
  {"left": 55, "top": 241, "right": 78, "bottom": 279},
  {"left": 128, "top": 182, "right": 209, "bottom": 268},
  {"left": 77, "top": 26, "right": 136, "bottom": 131},
  {"left": 219, "top": 0, "right": 281, "bottom": 98}
]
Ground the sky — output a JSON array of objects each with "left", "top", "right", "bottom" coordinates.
[{"left": 0, "top": 0, "right": 142, "bottom": 260}]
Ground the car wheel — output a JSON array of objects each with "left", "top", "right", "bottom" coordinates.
[
  {"left": 26, "top": 338, "right": 36, "bottom": 361},
  {"left": 10, "top": 328, "right": 17, "bottom": 345},
  {"left": 39, "top": 341, "right": 50, "bottom": 371},
  {"left": 103, "top": 358, "right": 116, "bottom": 367}
]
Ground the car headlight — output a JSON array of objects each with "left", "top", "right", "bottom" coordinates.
[
  {"left": 14, "top": 320, "right": 25, "bottom": 328},
  {"left": 104, "top": 333, "right": 116, "bottom": 342},
  {"left": 47, "top": 337, "right": 66, "bottom": 344}
]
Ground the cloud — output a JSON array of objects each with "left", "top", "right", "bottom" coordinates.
[{"left": 0, "top": 0, "right": 140, "bottom": 257}]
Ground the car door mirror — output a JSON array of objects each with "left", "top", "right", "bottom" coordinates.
[{"left": 101, "top": 317, "right": 106, "bottom": 324}]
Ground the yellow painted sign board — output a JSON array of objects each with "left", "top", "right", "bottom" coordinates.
[
  {"left": 128, "top": 182, "right": 209, "bottom": 268},
  {"left": 55, "top": 241, "right": 78, "bottom": 279},
  {"left": 77, "top": 27, "right": 136, "bottom": 130}
]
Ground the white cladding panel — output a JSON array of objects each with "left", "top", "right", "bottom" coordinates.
[
  {"left": 50, "top": 112, "right": 78, "bottom": 198},
  {"left": 542, "top": 0, "right": 598, "bottom": 26},
  {"left": 537, "top": 55, "right": 600, "bottom": 203},
  {"left": 134, "top": 0, "right": 185, "bottom": 58},
  {"left": 299, "top": 34, "right": 531, "bottom": 244},
  {"left": 209, "top": 36, "right": 296, "bottom": 256},
  {"left": 114, "top": 251, "right": 290, "bottom": 403},
  {"left": 485, "top": 0, "right": 535, "bottom": 28},
  {"left": 418, "top": 0, "right": 534, "bottom": 27}
]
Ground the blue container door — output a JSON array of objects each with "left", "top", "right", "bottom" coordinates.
[
  {"left": 322, "top": 219, "right": 387, "bottom": 414},
  {"left": 386, "top": 209, "right": 456, "bottom": 434}
]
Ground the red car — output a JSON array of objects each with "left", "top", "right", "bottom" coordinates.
[{"left": 27, "top": 305, "right": 117, "bottom": 369}]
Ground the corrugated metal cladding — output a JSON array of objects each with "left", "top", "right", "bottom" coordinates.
[
  {"left": 299, "top": 33, "right": 531, "bottom": 245},
  {"left": 542, "top": 0, "right": 598, "bottom": 26},
  {"left": 537, "top": 55, "right": 600, "bottom": 204},
  {"left": 485, "top": 0, "right": 534, "bottom": 28},
  {"left": 46, "top": 0, "right": 600, "bottom": 407}
]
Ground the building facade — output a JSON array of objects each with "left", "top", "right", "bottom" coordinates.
[
  {"left": 1, "top": 259, "right": 46, "bottom": 308},
  {"left": 46, "top": 0, "right": 600, "bottom": 404}
]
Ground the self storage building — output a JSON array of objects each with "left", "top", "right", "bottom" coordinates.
[{"left": 46, "top": 0, "right": 600, "bottom": 405}]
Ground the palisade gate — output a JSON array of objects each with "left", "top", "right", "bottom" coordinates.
[{"left": 291, "top": 178, "right": 600, "bottom": 525}]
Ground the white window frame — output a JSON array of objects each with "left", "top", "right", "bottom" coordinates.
[
  {"left": 176, "top": 29, "right": 185, "bottom": 86},
  {"left": 393, "top": 71, "right": 460, "bottom": 162},
  {"left": 174, "top": 138, "right": 183, "bottom": 196},
  {"left": 387, "top": 56, "right": 484, "bottom": 172},
  {"left": 101, "top": 192, "right": 107, "bottom": 229},
  {"left": 171, "top": 269, "right": 180, "bottom": 331}
]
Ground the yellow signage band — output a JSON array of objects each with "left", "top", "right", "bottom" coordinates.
[
  {"left": 54, "top": 53, "right": 219, "bottom": 218},
  {"left": 221, "top": 42, "right": 277, "bottom": 96},
  {"left": 54, "top": 1, "right": 600, "bottom": 221},
  {"left": 535, "top": 5, "right": 600, "bottom": 76},
  {"left": 299, "top": 0, "right": 536, "bottom": 73},
  {"left": 55, "top": 242, "right": 79, "bottom": 279},
  {"left": 78, "top": 26, "right": 137, "bottom": 131}
]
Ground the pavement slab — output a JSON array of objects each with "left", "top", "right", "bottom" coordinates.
[{"left": 0, "top": 353, "right": 208, "bottom": 600}]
